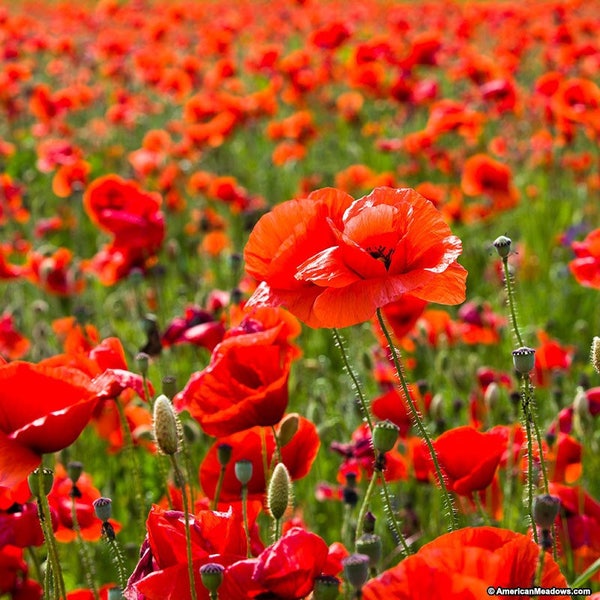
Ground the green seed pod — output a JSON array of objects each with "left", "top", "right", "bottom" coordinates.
[
  {"left": 313, "top": 575, "right": 341, "bottom": 600},
  {"left": 93, "top": 497, "right": 113, "bottom": 522},
  {"left": 28, "top": 467, "right": 54, "bottom": 497},
  {"left": 493, "top": 235, "right": 512, "bottom": 259},
  {"left": 342, "top": 553, "right": 370, "bottom": 590},
  {"left": 234, "top": 459, "right": 253, "bottom": 485},
  {"left": 135, "top": 352, "right": 150, "bottom": 377},
  {"left": 355, "top": 533, "right": 382, "bottom": 567},
  {"left": 372, "top": 420, "right": 399, "bottom": 454},
  {"left": 153, "top": 394, "right": 180, "bottom": 455},
  {"left": 512, "top": 347, "right": 536, "bottom": 375},
  {"left": 67, "top": 461, "right": 84, "bottom": 485},
  {"left": 268, "top": 463, "right": 292, "bottom": 520},
  {"left": 217, "top": 443, "right": 233, "bottom": 467},
  {"left": 161, "top": 375, "right": 177, "bottom": 399},
  {"left": 199, "top": 563, "right": 224, "bottom": 593}
]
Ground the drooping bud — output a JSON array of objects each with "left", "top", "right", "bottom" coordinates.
[
  {"left": 153, "top": 394, "right": 180, "bottom": 455},
  {"left": 28, "top": 468, "right": 54, "bottom": 498},
  {"left": 493, "top": 235, "right": 512, "bottom": 259},
  {"left": 512, "top": 347, "right": 536, "bottom": 375},
  {"left": 278, "top": 414, "right": 299, "bottom": 447},
  {"left": 362, "top": 511, "right": 376, "bottom": 534},
  {"left": 372, "top": 420, "right": 399, "bottom": 454},
  {"left": 533, "top": 494, "right": 561, "bottom": 530},
  {"left": 234, "top": 459, "right": 253, "bottom": 486},
  {"left": 199, "top": 563, "right": 225, "bottom": 594},
  {"left": 268, "top": 463, "right": 292, "bottom": 520}
]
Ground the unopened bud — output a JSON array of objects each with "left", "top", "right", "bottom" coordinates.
[
  {"left": 161, "top": 375, "right": 177, "bottom": 399},
  {"left": 268, "top": 462, "right": 292, "bottom": 520},
  {"left": 278, "top": 413, "right": 299, "bottom": 447},
  {"left": 533, "top": 494, "right": 561, "bottom": 530},
  {"left": 153, "top": 394, "right": 180, "bottom": 455},
  {"left": 217, "top": 443, "right": 232, "bottom": 467},
  {"left": 591, "top": 337, "right": 600, "bottom": 375},
  {"left": 135, "top": 352, "right": 150, "bottom": 377},
  {"left": 67, "top": 461, "right": 84, "bottom": 485}
]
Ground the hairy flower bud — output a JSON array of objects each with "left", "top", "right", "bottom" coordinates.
[
  {"left": 153, "top": 394, "right": 181, "bottom": 455},
  {"left": 268, "top": 462, "right": 292, "bottom": 520}
]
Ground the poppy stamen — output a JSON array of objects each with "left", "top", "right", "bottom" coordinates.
[{"left": 367, "top": 245, "right": 394, "bottom": 269}]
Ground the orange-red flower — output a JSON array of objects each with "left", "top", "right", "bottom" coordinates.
[
  {"left": 245, "top": 187, "right": 466, "bottom": 328},
  {"left": 570, "top": 228, "right": 600, "bottom": 288},
  {"left": 362, "top": 526, "right": 570, "bottom": 599}
]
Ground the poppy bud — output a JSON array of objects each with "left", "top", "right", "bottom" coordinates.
[
  {"left": 372, "top": 420, "right": 399, "bottom": 454},
  {"left": 235, "top": 459, "right": 253, "bottom": 485},
  {"left": 313, "top": 575, "right": 341, "bottom": 600},
  {"left": 484, "top": 382, "right": 500, "bottom": 411},
  {"left": 93, "top": 497, "right": 113, "bottom": 522},
  {"left": 217, "top": 443, "right": 233, "bottom": 467},
  {"left": 356, "top": 533, "right": 382, "bottom": 567},
  {"left": 28, "top": 467, "right": 54, "bottom": 497},
  {"left": 573, "top": 387, "right": 589, "bottom": 421},
  {"left": 278, "top": 414, "right": 299, "bottom": 447},
  {"left": 153, "top": 394, "right": 181, "bottom": 455},
  {"left": 161, "top": 375, "right": 177, "bottom": 399},
  {"left": 493, "top": 235, "right": 512, "bottom": 258},
  {"left": 512, "top": 347, "right": 535, "bottom": 375},
  {"left": 342, "top": 553, "right": 370, "bottom": 590},
  {"left": 268, "top": 463, "right": 291, "bottom": 520},
  {"left": 67, "top": 461, "right": 84, "bottom": 485},
  {"left": 199, "top": 563, "right": 224, "bottom": 593},
  {"left": 592, "top": 337, "right": 600, "bottom": 375},
  {"left": 533, "top": 494, "right": 560, "bottom": 530},
  {"left": 135, "top": 352, "right": 150, "bottom": 377},
  {"left": 363, "top": 511, "right": 376, "bottom": 534}
]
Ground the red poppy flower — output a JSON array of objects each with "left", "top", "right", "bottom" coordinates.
[
  {"left": 0, "top": 313, "right": 29, "bottom": 360},
  {"left": 570, "top": 228, "right": 600, "bottom": 288},
  {"left": 0, "top": 502, "right": 45, "bottom": 548},
  {"left": 0, "top": 545, "right": 42, "bottom": 600},
  {"left": 0, "top": 362, "right": 101, "bottom": 489},
  {"left": 433, "top": 426, "right": 505, "bottom": 496},
  {"left": 362, "top": 526, "right": 570, "bottom": 599},
  {"left": 374, "top": 295, "right": 428, "bottom": 341},
  {"left": 200, "top": 415, "right": 319, "bottom": 502},
  {"left": 245, "top": 187, "right": 466, "bottom": 328},
  {"left": 175, "top": 307, "right": 300, "bottom": 437}
]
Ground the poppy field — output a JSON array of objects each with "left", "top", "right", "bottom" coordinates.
[{"left": 2, "top": 0, "right": 600, "bottom": 598}]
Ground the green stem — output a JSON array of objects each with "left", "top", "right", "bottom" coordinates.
[
  {"left": 355, "top": 470, "right": 378, "bottom": 544},
  {"left": 114, "top": 396, "right": 146, "bottom": 533},
  {"left": 26, "top": 547, "right": 43, "bottom": 588},
  {"left": 473, "top": 491, "right": 492, "bottom": 526},
  {"left": 241, "top": 484, "right": 251, "bottom": 558},
  {"left": 521, "top": 382, "right": 539, "bottom": 545},
  {"left": 171, "top": 456, "right": 198, "bottom": 600},
  {"left": 212, "top": 466, "right": 226, "bottom": 510},
  {"left": 271, "top": 425, "right": 282, "bottom": 464},
  {"left": 332, "top": 328, "right": 374, "bottom": 433},
  {"left": 378, "top": 472, "right": 410, "bottom": 557},
  {"left": 570, "top": 555, "right": 600, "bottom": 589},
  {"left": 376, "top": 308, "right": 458, "bottom": 531},
  {"left": 104, "top": 526, "right": 128, "bottom": 590},
  {"left": 502, "top": 257, "right": 525, "bottom": 348},
  {"left": 37, "top": 469, "right": 67, "bottom": 600},
  {"left": 534, "top": 545, "right": 545, "bottom": 587},
  {"left": 71, "top": 495, "right": 100, "bottom": 600}
]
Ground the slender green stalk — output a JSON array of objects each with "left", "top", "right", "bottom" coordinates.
[
  {"left": 376, "top": 308, "right": 458, "bottom": 530},
  {"left": 36, "top": 468, "right": 67, "bottom": 600},
  {"left": 102, "top": 524, "right": 128, "bottom": 590},
  {"left": 378, "top": 474, "right": 410, "bottom": 557},
  {"left": 502, "top": 257, "right": 525, "bottom": 348},
  {"left": 332, "top": 328, "right": 374, "bottom": 433},
  {"left": 212, "top": 465, "right": 227, "bottom": 510},
  {"left": 26, "top": 547, "right": 43, "bottom": 588},
  {"left": 355, "top": 471, "right": 378, "bottom": 544},
  {"left": 472, "top": 492, "right": 492, "bottom": 526},
  {"left": 171, "top": 457, "right": 198, "bottom": 600},
  {"left": 570, "top": 555, "right": 600, "bottom": 589},
  {"left": 534, "top": 545, "right": 545, "bottom": 587},
  {"left": 71, "top": 496, "right": 100, "bottom": 600},
  {"left": 521, "top": 385, "right": 539, "bottom": 545},
  {"left": 241, "top": 483, "right": 251, "bottom": 558}
]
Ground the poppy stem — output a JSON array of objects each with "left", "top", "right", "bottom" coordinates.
[
  {"left": 520, "top": 380, "right": 539, "bottom": 545},
  {"left": 332, "top": 328, "right": 374, "bottom": 433},
  {"left": 376, "top": 308, "right": 459, "bottom": 531},
  {"left": 570, "top": 554, "right": 600, "bottom": 589},
  {"left": 355, "top": 471, "right": 378, "bottom": 544},
  {"left": 501, "top": 257, "right": 525, "bottom": 348},
  {"left": 170, "top": 456, "right": 198, "bottom": 600},
  {"left": 70, "top": 494, "right": 100, "bottom": 600},
  {"left": 241, "top": 483, "right": 251, "bottom": 558},
  {"left": 212, "top": 465, "right": 226, "bottom": 510},
  {"left": 472, "top": 492, "right": 492, "bottom": 527},
  {"left": 378, "top": 473, "right": 410, "bottom": 557}
]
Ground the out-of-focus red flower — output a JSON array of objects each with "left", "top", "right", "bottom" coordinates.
[
  {"left": 175, "top": 307, "right": 300, "bottom": 437},
  {"left": 25, "top": 247, "right": 85, "bottom": 296},
  {"left": 0, "top": 362, "right": 100, "bottom": 489},
  {"left": 83, "top": 174, "right": 165, "bottom": 285},
  {"left": 433, "top": 426, "right": 505, "bottom": 496},
  {"left": 362, "top": 526, "right": 570, "bottom": 599},
  {"left": 0, "top": 502, "right": 45, "bottom": 548},
  {"left": 461, "top": 153, "right": 519, "bottom": 215},
  {"left": 534, "top": 331, "right": 574, "bottom": 386},
  {"left": 0, "top": 545, "right": 42, "bottom": 600},
  {"left": 0, "top": 313, "right": 29, "bottom": 360},
  {"left": 52, "top": 159, "right": 91, "bottom": 198},
  {"left": 161, "top": 305, "right": 225, "bottom": 351},
  {"left": 548, "top": 433, "right": 582, "bottom": 484},
  {"left": 245, "top": 187, "right": 466, "bottom": 329},
  {"left": 374, "top": 295, "right": 428, "bottom": 342},
  {"left": 570, "top": 228, "right": 600, "bottom": 288},
  {"left": 0, "top": 174, "right": 28, "bottom": 225},
  {"left": 371, "top": 385, "right": 431, "bottom": 437},
  {"left": 549, "top": 387, "right": 600, "bottom": 436},
  {"left": 200, "top": 415, "right": 319, "bottom": 502}
]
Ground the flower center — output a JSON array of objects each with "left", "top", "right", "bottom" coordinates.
[{"left": 367, "top": 245, "right": 394, "bottom": 270}]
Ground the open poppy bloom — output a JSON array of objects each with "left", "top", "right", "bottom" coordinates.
[
  {"left": 0, "top": 363, "right": 104, "bottom": 490},
  {"left": 570, "top": 228, "right": 600, "bottom": 289},
  {"left": 244, "top": 187, "right": 467, "bottom": 328},
  {"left": 362, "top": 526, "right": 570, "bottom": 599}
]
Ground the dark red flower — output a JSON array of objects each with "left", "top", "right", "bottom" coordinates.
[{"left": 245, "top": 187, "right": 466, "bottom": 328}]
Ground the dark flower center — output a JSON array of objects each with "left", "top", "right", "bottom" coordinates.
[{"left": 367, "top": 245, "right": 394, "bottom": 269}]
